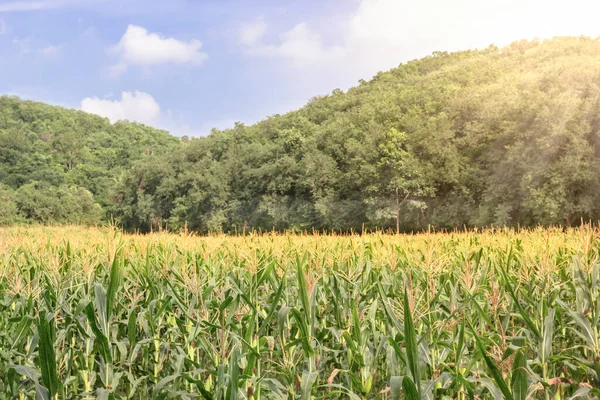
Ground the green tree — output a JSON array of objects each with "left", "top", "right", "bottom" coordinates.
[
  {"left": 0, "top": 184, "right": 21, "bottom": 225},
  {"left": 377, "top": 128, "right": 431, "bottom": 233}
]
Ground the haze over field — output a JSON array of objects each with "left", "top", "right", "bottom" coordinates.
[{"left": 1, "top": 0, "right": 600, "bottom": 135}]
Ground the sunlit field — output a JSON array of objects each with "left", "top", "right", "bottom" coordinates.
[{"left": 1, "top": 226, "right": 600, "bottom": 399}]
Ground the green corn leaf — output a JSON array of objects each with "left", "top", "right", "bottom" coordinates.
[
  {"left": 377, "top": 282, "right": 403, "bottom": 333},
  {"left": 290, "top": 308, "right": 315, "bottom": 357},
  {"left": 387, "top": 337, "right": 408, "bottom": 367},
  {"left": 9, "top": 364, "right": 42, "bottom": 382},
  {"left": 471, "top": 324, "right": 514, "bottom": 400},
  {"left": 94, "top": 283, "right": 108, "bottom": 332},
  {"left": 511, "top": 349, "right": 528, "bottom": 400},
  {"left": 256, "top": 261, "right": 274, "bottom": 288},
  {"left": 297, "top": 257, "right": 311, "bottom": 323},
  {"left": 106, "top": 250, "right": 123, "bottom": 321},
  {"left": 128, "top": 309, "right": 137, "bottom": 349},
  {"left": 390, "top": 376, "right": 402, "bottom": 400},
  {"left": 182, "top": 374, "right": 214, "bottom": 399},
  {"left": 35, "top": 382, "right": 51, "bottom": 400},
  {"left": 300, "top": 371, "right": 319, "bottom": 400},
  {"left": 401, "top": 376, "right": 420, "bottom": 400},
  {"left": 318, "top": 384, "right": 362, "bottom": 400},
  {"left": 11, "top": 316, "right": 33, "bottom": 350},
  {"left": 556, "top": 299, "right": 597, "bottom": 349},
  {"left": 403, "top": 285, "right": 421, "bottom": 399},
  {"left": 351, "top": 298, "right": 362, "bottom": 345},
  {"left": 37, "top": 312, "right": 60, "bottom": 397},
  {"left": 454, "top": 374, "right": 475, "bottom": 399},
  {"left": 540, "top": 308, "right": 554, "bottom": 364},
  {"left": 84, "top": 301, "right": 112, "bottom": 363},
  {"left": 153, "top": 374, "right": 181, "bottom": 395},
  {"left": 499, "top": 265, "right": 540, "bottom": 338},
  {"left": 456, "top": 317, "right": 466, "bottom": 371},
  {"left": 9, "top": 363, "right": 51, "bottom": 400},
  {"left": 97, "top": 388, "right": 112, "bottom": 400},
  {"left": 219, "top": 295, "right": 234, "bottom": 313},
  {"left": 258, "top": 274, "right": 285, "bottom": 337},
  {"left": 227, "top": 347, "right": 240, "bottom": 400},
  {"left": 277, "top": 306, "right": 292, "bottom": 338},
  {"left": 479, "top": 378, "right": 503, "bottom": 400}
]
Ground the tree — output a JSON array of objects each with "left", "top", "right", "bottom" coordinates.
[
  {"left": 5, "top": 37, "right": 600, "bottom": 232},
  {"left": 377, "top": 128, "right": 431, "bottom": 233},
  {"left": 0, "top": 184, "right": 21, "bottom": 225}
]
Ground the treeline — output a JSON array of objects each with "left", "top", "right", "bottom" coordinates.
[{"left": 3, "top": 36, "right": 600, "bottom": 232}]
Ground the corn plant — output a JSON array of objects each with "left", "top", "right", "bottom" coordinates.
[{"left": 1, "top": 225, "right": 600, "bottom": 398}]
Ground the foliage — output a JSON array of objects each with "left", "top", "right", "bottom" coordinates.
[
  {"left": 0, "top": 95, "right": 179, "bottom": 225},
  {"left": 4, "top": 37, "right": 600, "bottom": 232},
  {"left": 14, "top": 182, "right": 103, "bottom": 225},
  {"left": 111, "top": 36, "right": 600, "bottom": 233},
  {"left": 0, "top": 184, "right": 21, "bottom": 225}
]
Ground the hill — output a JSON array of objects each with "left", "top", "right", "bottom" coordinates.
[
  {"left": 3, "top": 36, "right": 600, "bottom": 232},
  {"left": 0, "top": 96, "right": 179, "bottom": 224},
  {"left": 111, "top": 36, "right": 600, "bottom": 233}
]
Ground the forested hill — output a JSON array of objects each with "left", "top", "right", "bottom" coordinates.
[
  {"left": 4, "top": 36, "right": 600, "bottom": 232},
  {"left": 0, "top": 96, "right": 179, "bottom": 224},
  {"left": 112, "top": 36, "right": 600, "bottom": 233}
]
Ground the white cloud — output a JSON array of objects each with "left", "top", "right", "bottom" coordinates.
[
  {"left": 276, "top": 23, "right": 345, "bottom": 65},
  {"left": 240, "top": 17, "right": 266, "bottom": 46},
  {"left": 0, "top": 19, "right": 7, "bottom": 35},
  {"left": 242, "top": 0, "right": 600, "bottom": 83},
  {"left": 244, "top": 22, "right": 345, "bottom": 67},
  {"left": 240, "top": 0, "right": 402, "bottom": 72},
  {"left": 80, "top": 91, "right": 161, "bottom": 126},
  {"left": 11, "top": 38, "right": 63, "bottom": 58},
  {"left": 80, "top": 91, "right": 205, "bottom": 135},
  {"left": 41, "top": 44, "right": 62, "bottom": 56},
  {"left": 109, "top": 25, "right": 208, "bottom": 76},
  {"left": 349, "top": 0, "right": 403, "bottom": 44}
]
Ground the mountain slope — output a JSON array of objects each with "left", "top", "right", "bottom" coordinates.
[
  {"left": 112, "top": 36, "right": 600, "bottom": 232},
  {"left": 3, "top": 36, "right": 600, "bottom": 231}
]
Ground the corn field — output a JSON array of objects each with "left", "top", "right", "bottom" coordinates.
[{"left": 1, "top": 226, "right": 600, "bottom": 399}]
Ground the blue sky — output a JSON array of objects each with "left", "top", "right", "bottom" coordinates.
[{"left": 1, "top": 0, "right": 600, "bottom": 136}]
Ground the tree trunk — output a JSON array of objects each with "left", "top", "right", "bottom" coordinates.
[
  {"left": 565, "top": 214, "right": 574, "bottom": 228},
  {"left": 395, "top": 189, "right": 410, "bottom": 235},
  {"left": 396, "top": 187, "right": 400, "bottom": 235}
]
